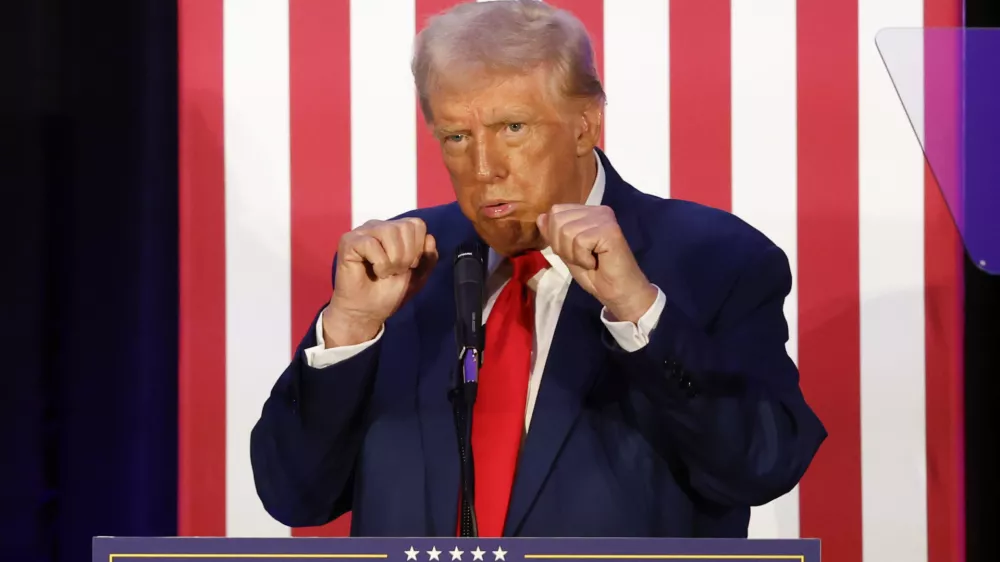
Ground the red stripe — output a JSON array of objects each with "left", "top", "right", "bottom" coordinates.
[
  {"left": 923, "top": 0, "right": 965, "bottom": 560},
  {"left": 416, "top": 0, "right": 467, "bottom": 209},
  {"left": 545, "top": 0, "right": 604, "bottom": 148},
  {"left": 669, "top": 0, "right": 731, "bottom": 212},
  {"left": 177, "top": 0, "right": 227, "bottom": 536},
  {"left": 289, "top": 0, "right": 354, "bottom": 537},
  {"left": 795, "top": 1, "right": 862, "bottom": 559}
]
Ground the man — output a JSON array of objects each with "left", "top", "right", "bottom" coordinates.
[{"left": 250, "top": 0, "right": 825, "bottom": 538}]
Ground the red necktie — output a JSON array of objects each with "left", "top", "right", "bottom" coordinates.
[{"left": 471, "top": 250, "right": 549, "bottom": 536}]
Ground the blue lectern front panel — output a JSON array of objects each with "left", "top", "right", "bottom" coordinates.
[{"left": 93, "top": 537, "right": 820, "bottom": 562}]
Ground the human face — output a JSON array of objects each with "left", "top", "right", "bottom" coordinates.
[{"left": 427, "top": 68, "right": 601, "bottom": 256}]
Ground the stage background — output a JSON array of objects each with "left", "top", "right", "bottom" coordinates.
[{"left": 4, "top": 1, "right": 998, "bottom": 562}]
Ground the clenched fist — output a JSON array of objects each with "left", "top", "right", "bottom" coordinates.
[
  {"left": 537, "top": 204, "right": 657, "bottom": 323},
  {"left": 323, "top": 217, "right": 438, "bottom": 347}
]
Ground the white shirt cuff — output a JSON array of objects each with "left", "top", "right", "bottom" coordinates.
[
  {"left": 304, "top": 307, "right": 384, "bottom": 369},
  {"left": 600, "top": 285, "right": 667, "bottom": 352}
]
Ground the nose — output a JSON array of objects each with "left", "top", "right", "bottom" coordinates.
[{"left": 472, "top": 135, "right": 508, "bottom": 183}]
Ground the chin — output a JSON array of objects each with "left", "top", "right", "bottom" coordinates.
[
  {"left": 474, "top": 220, "right": 540, "bottom": 257},
  {"left": 486, "top": 234, "right": 542, "bottom": 257}
]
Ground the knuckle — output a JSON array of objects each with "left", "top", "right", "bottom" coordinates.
[
  {"left": 397, "top": 217, "right": 423, "bottom": 236},
  {"left": 340, "top": 230, "right": 364, "bottom": 250},
  {"left": 377, "top": 225, "right": 400, "bottom": 244},
  {"left": 396, "top": 221, "right": 414, "bottom": 241},
  {"left": 365, "top": 225, "right": 386, "bottom": 242},
  {"left": 358, "top": 219, "right": 382, "bottom": 232},
  {"left": 413, "top": 220, "right": 428, "bottom": 239}
]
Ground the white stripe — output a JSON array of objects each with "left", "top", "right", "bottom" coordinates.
[
  {"left": 351, "top": 0, "right": 417, "bottom": 226},
  {"left": 871, "top": 29, "right": 926, "bottom": 138},
  {"left": 603, "top": 0, "right": 670, "bottom": 197},
  {"left": 223, "top": 0, "right": 292, "bottom": 537},
  {"left": 859, "top": 0, "right": 928, "bottom": 559},
  {"left": 730, "top": 0, "right": 800, "bottom": 539}
]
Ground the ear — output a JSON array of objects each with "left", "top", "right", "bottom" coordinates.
[{"left": 574, "top": 98, "right": 603, "bottom": 156}]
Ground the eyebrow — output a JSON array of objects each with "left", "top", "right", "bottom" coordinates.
[
  {"left": 483, "top": 109, "right": 534, "bottom": 125},
  {"left": 433, "top": 127, "right": 469, "bottom": 138},
  {"left": 433, "top": 108, "right": 539, "bottom": 137}
]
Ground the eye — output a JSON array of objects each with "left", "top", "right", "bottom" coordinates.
[
  {"left": 444, "top": 134, "right": 466, "bottom": 143},
  {"left": 507, "top": 123, "right": 525, "bottom": 133}
]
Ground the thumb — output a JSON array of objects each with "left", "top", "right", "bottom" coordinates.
[
  {"left": 564, "top": 261, "right": 596, "bottom": 293},
  {"left": 422, "top": 233, "right": 438, "bottom": 259},
  {"left": 536, "top": 213, "right": 550, "bottom": 243},
  {"left": 416, "top": 234, "right": 439, "bottom": 275}
]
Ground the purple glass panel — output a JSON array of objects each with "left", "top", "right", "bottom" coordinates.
[
  {"left": 964, "top": 30, "right": 1000, "bottom": 273},
  {"left": 877, "top": 28, "right": 1000, "bottom": 274}
]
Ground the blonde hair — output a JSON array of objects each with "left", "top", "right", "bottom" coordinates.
[{"left": 411, "top": 0, "right": 605, "bottom": 122}]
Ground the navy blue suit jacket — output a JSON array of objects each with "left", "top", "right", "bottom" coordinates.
[{"left": 250, "top": 149, "right": 826, "bottom": 537}]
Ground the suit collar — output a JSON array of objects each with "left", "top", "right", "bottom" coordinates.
[{"left": 594, "top": 147, "right": 647, "bottom": 257}]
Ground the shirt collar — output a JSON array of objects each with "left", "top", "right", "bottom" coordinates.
[{"left": 486, "top": 149, "right": 606, "bottom": 280}]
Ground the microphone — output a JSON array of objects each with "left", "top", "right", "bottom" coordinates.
[
  {"left": 454, "top": 241, "right": 486, "bottom": 383},
  {"left": 452, "top": 240, "right": 485, "bottom": 537}
]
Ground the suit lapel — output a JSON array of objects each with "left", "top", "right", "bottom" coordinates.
[
  {"left": 504, "top": 280, "right": 606, "bottom": 535},
  {"left": 504, "top": 149, "right": 649, "bottom": 535}
]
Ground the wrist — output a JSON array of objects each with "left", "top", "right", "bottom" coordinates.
[
  {"left": 322, "top": 305, "right": 383, "bottom": 347},
  {"left": 605, "top": 282, "right": 658, "bottom": 324}
]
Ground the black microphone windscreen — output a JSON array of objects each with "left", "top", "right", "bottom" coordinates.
[{"left": 454, "top": 241, "right": 486, "bottom": 354}]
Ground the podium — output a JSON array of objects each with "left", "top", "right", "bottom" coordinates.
[{"left": 93, "top": 537, "right": 820, "bottom": 562}]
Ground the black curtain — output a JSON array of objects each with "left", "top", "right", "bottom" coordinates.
[
  {"left": 2, "top": 1, "right": 998, "bottom": 561},
  {"left": 3, "top": 1, "right": 179, "bottom": 561}
]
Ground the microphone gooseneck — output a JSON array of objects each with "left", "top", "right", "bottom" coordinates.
[{"left": 451, "top": 241, "right": 485, "bottom": 537}]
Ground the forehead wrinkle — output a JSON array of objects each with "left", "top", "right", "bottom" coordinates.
[
  {"left": 436, "top": 101, "right": 529, "bottom": 127},
  {"left": 429, "top": 69, "right": 571, "bottom": 133}
]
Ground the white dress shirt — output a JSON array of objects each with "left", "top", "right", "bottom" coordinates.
[{"left": 304, "top": 152, "right": 667, "bottom": 432}]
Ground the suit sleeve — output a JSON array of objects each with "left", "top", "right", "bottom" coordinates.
[
  {"left": 605, "top": 244, "right": 827, "bottom": 507},
  {"left": 250, "top": 306, "right": 380, "bottom": 527}
]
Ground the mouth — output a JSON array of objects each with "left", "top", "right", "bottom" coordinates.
[{"left": 478, "top": 200, "right": 519, "bottom": 219}]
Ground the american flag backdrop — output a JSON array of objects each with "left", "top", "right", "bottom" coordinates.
[{"left": 177, "top": 1, "right": 965, "bottom": 561}]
